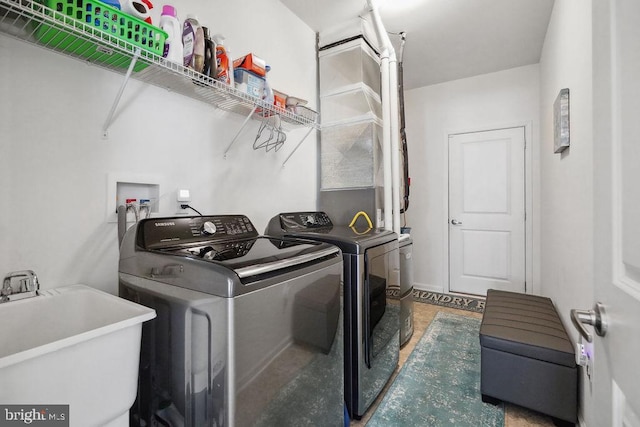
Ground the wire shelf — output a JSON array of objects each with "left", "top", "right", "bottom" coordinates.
[{"left": 0, "top": 0, "right": 319, "bottom": 129}]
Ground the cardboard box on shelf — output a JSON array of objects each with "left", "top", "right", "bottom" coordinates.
[
  {"left": 233, "top": 53, "right": 266, "bottom": 77},
  {"left": 273, "top": 90, "right": 287, "bottom": 110}
]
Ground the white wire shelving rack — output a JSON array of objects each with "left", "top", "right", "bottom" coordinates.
[{"left": 0, "top": 0, "right": 319, "bottom": 162}]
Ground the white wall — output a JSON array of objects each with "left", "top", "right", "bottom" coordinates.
[
  {"left": 539, "top": 0, "right": 593, "bottom": 310},
  {"left": 0, "top": 0, "right": 317, "bottom": 294},
  {"left": 538, "top": 0, "right": 594, "bottom": 423},
  {"left": 403, "top": 64, "right": 540, "bottom": 294}
]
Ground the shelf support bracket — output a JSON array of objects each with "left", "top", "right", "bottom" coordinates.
[
  {"left": 282, "top": 126, "right": 315, "bottom": 168},
  {"left": 224, "top": 105, "right": 258, "bottom": 158},
  {"left": 102, "top": 48, "right": 141, "bottom": 138}
]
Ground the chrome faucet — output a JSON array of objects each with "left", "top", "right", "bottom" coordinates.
[
  {"left": 0, "top": 279, "right": 12, "bottom": 302},
  {"left": 1, "top": 270, "right": 40, "bottom": 303}
]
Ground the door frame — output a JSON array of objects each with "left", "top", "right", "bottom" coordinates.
[{"left": 443, "top": 121, "right": 535, "bottom": 295}]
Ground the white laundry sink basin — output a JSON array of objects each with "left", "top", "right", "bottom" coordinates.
[{"left": 0, "top": 284, "right": 156, "bottom": 427}]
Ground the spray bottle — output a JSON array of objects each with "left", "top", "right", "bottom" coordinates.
[
  {"left": 227, "top": 44, "right": 235, "bottom": 87},
  {"left": 213, "top": 34, "right": 233, "bottom": 85},
  {"left": 159, "top": 5, "right": 183, "bottom": 64}
]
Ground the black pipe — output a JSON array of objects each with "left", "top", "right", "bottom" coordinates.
[{"left": 397, "top": 32, "right": 410, "bottom": 213}]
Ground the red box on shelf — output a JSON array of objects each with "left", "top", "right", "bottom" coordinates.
[
  {"left": 273, "top": 90, "right": 287, "bottom": 110},
  {"left": 233, "top": 53, "right": 266, "bottom": 77}
]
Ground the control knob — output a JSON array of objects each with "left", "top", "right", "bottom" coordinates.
[
  {"left": 304, "top": 215, "right": 316, "bottom": 226},
  {"left": 202, "top": 221, "right": 217, "bottom": 235}
]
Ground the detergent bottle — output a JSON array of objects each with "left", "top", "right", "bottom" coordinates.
[
  {"left": 120, "top": 0, "right": 153, "bottom": 24},
  {"left": 182, "top": 15, "right": 195, "bottom": 69},
  {"left": 159, "top": 5, "right": 183, "bottom": 64},
  {"left": 183, "top": 15, "right": 204, "bottom": 72},
  {"left": 263, "top": 65, "right": 274, "bottom": 105},
  {"left": 202, "top": 26, "right": 216, "bottom": 78},
  {"left": 192, "top": 17, "right": 205, "bottom": 73},
  {"left": 257, "top": 64, "right": 273, "bottom": 116}
]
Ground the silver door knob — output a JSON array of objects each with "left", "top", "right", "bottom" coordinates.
[
  {"left": 570, "top": 302, "right": 607, "bottom": 342},
  {"left": 451, "top": 219, "right": 463, "bottom": 225}
]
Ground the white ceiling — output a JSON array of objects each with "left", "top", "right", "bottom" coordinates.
[{"left": 279, "top": 0, "right": 555, "bottom": 90}]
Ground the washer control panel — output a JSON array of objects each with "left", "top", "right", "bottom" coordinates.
[
  {"left": 185, "top": 239, "right": 255, "bottom": 261},
  {"left": 278, "top": 212, "right": 333, "bottom": 230},
  {"left": 140, "top": 215, "right": 258, "bottom": 250},
  {"left": 202, "top": 221, "right": 217, "bottom": 235}
]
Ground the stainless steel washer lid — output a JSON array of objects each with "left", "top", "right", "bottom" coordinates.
[
  {"left": 119, "top": 215, "right": 343, "bottom": 296},
  {"left": 212, "top": 238, "right": 340, "bottom": 278}
]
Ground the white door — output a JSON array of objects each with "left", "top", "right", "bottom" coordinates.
[
  {"left": 586, "top": 1, "right": 640, "bottom": 425},
  {"left": 448, "top": 127, "right": 525, "bottom": 296}
]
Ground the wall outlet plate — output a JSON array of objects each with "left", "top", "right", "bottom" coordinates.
[
  {"left": 578, "top": 336, "right": 595, "bottom": 384},
  {"left": 575, "top": 342, "right": 587, "bottom": 366},
  {"left": 177, "top": 189, "right": 191, "bottom": 203}
]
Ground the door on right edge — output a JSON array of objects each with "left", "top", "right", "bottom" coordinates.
[
  {"left": 590, "top": 1, "right": 640, "bottom": 425},
  {"left": 448, "top": 127, "right": 526, "bottom": 296}
]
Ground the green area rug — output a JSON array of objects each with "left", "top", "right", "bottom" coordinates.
[{"left": 366, "top": 312, "right": 504, "bottom": 426}]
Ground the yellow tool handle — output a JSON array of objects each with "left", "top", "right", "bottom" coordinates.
[{"left": 349, "top": 211, "right": 373, "bottom": 229}]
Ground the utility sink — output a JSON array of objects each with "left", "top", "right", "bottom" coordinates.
[{"left": 0, "top": 284, "right": 156, "bottom": 427}]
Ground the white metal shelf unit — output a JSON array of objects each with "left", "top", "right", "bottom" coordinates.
[
  {"left": 0, "top": 0, "right": 318, "bottom": 158},
  {"left": 318, "top": 38, "right": 382, "bottom": 190}
]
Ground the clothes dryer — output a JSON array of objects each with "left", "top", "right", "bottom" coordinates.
[
  {"left": 266, "top": 211, "right": 399, "bottom": 419},
  {"left": 119, "top": 215, "right": 344, "bottom": 427}
]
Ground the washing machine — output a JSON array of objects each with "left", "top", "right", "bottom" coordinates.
[
  {"left": 398, "top": 234, "right": 414, "bottom": 346},
  {"left": 265, "top": 211, "right": 399, "bottom": 419},
  {"left": 118, "top": 215, "right": 344, "bottom": 427}
]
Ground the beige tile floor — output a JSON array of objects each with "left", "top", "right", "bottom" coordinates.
[{"left": 351, "top": 301, "right": 555, "bottom": 427}]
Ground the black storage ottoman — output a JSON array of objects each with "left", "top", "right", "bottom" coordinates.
[
  {"left": 479, "top": 290, "right": 578, "bottom": 425},
  {"left": 292, "top": 278, "right": 340, "bottom": 354}
]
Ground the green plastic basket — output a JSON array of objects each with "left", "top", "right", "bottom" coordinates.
[{"left": 34, "top": 0, "right": 167, "bottom": 72}]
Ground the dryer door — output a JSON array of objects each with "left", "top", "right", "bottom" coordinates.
[{"left": 358, "top": 240, "right": 400, "bottom": 415}]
